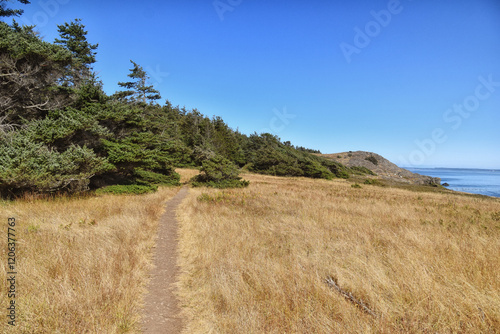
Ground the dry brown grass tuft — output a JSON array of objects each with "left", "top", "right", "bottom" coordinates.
[
  {"left": 0, "top": 186, "right": 179, "bottom": 333},
  {"left": 177, "top": 173, "right": 500, "bottom": 333}
]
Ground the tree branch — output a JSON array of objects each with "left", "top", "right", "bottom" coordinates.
[{"left": 325, "top": 276, "right": 378, "bottom": 318}]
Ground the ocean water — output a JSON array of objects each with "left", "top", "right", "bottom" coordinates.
[{"left": 406, "top": 168, "right": 500, "bottom": 198}]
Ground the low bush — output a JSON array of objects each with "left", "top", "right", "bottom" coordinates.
[
  {"left": 191, "top": 155, "right": 249, "bottom": 188},
  {"left": 365, "top": 155, "right": 379, "bottom": 165},
  {"left": 351, "top": 166, "right": 376, "bottom": 176},
  {"left": 95, "top": 184, "right": 158, "bottom": 195},
  {"left": 133, "top": 168, "right": 180, "bottom": 186},
  {"left": 301, "top": 159, "right": 334, "bottom": 179},
  {"left": 363, "top": 178, "right": 382, "bottom": 185},
  {"left": 319, "top": 159, "right": 350, "bottom": 179},
  {"left": 0, "top": 131, "right": 113, "bottom": 197}
]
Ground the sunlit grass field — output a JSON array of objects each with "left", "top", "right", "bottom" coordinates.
[
  {"left": 1, "top": 169, "right": 499, "bottom": 333},
  {"left": 0, "top": 186, "right": 179, "bottom": 333},
  {"left": 177, "top": 173, "right": 500, "bottom": 333}
]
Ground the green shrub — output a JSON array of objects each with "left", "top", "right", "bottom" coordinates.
[
  {"left": 191, "top": 155, "right": 249, "bottom": 188},
  {"left": 351, "top": 183, "right": 362, "bottom": 189},
  {"left": 350, "top": 166, "right": 376, "bottom": 176},
  {"left": 95, "top": 184, "right": 157, "bottom": 195},
  {"left": 0, "top": 131, "right": 113, "bottom": 197},
  {"left": 301, "top": 160, "right": 334, "bottom": 179},
  {"left": 270, "top": 163, "right": 305, "bottom": 177},
  {"left": 319, "top": 159, "right": 350, "bottom": 179},
  {"left": 133, "top": 168, "right": 180, "bottom": 186},
  {"left": 200, "top": 155, "right": 240, "bottom": 182},
  {"left": 243, "top": 133, "right": 353, "bottom": 180},
  {"left": 197, "top": 193, "right": 213, "bottom": 202},
  {"left": 365, "top": 155, "right": 379, "bottom": 165}
]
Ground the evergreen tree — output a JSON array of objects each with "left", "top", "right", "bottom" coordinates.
[
  {"left": 114, "top": 60, "right": 161, "bottom": 104},
  {"left": 54, "top": 18, "right": 98, "bottom": 87},
  {"left": 0, "top": 21, "right": 73, "bottom": 122},
  {"left": 0, "top": 0, "right": 30, "bottom": 19},
  {"left": 191, "top": 155, "right": 249, "bottom": 188}
]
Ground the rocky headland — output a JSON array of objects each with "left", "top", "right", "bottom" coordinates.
[{"left": 319, "top": 151, "right": 441, "bottom": 186}]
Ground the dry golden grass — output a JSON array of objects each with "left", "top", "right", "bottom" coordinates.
[
  {"left": 176, "top": 167, "right": 200, "bottom": 184},
  {"left": 0, "top": 186, "right": 179, "bottom": 333},
  {"left": 177, "top": 173, "right": 500, "bottom": 333}
]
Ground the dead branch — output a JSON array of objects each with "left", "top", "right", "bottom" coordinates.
[
  {"left": 0, "top": 114, "right": 18, "bottom": 135},
  {"left": 325, "top": 275, "right": 378, "bottom": 318}
]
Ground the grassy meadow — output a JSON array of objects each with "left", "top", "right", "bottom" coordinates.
[
  {"left": 176, "top": 172, "right": 500, "bottom": 333},
  {"left": 0, "top": 168, "right": 499, "bottom": 333},
  {"left": 0, "top": 186, "right": 179, "bottom": 333}
]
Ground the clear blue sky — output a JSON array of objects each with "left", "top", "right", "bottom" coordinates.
[{"left": 12, "top": 0, "right": 500, "bottom": 169}]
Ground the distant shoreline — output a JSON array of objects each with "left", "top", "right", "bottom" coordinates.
[
  {"left": 402, "top": 167, "right": 500, "bottom": 172},
  {"left": 405, "top": 167, "right": 500, "bottom": 198}
]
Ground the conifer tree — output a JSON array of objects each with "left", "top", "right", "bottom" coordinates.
[
  {"left": 0, "top": 0, "right": 30, "bottom": 19},
  {"left": 0, "top": 21, "right": 73, "bottom": 120},
  {"left": 54, "top": 18, "right": 98, "bottom": 86},
  {"left": 114, "top": 60, "right": 161, "bottom": 104}
]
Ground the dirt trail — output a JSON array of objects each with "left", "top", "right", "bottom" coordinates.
[{"left": 141, "top": 186, "right": 188, "bottom": 333}]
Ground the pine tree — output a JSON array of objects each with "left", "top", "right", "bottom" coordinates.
[
  {"left": 0, "top": 21, "right": 73, "bottom": 121},
  {"left": 0, "top": 0, "right": 30, "bottom": 19},
  {"left": 114, "top": 60, "right": 161, "bottom": 104},
  {"left": 54, "top": 18, "right": 98, "bottom": 86}
]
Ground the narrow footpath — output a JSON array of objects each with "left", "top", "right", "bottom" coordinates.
[{"left": 141, "top": 186, "right": 188, "bottom": 333}]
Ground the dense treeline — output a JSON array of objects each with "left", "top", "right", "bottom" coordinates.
[{"left": 0, "top": 3, "right": 371, "bottom": 196}]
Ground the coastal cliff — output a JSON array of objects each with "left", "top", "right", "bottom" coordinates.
[{"left": 319, "top": 151, "right": 441, "bottom": 186}]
